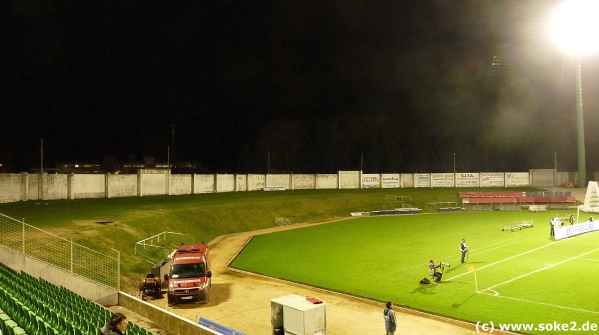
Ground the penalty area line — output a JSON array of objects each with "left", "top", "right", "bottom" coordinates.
[
  {"left": 444, "top": 242, "right": 558, "bottom": 282},
  {"left": 485, "top": 247, "right": 599, "bottom": 291},
  {"left": 485, "top": 293, "right": 599, "bottom": 315}
]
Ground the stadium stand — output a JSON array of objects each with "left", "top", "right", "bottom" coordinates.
[
  {"left": 460, "top": 191, "right": 575, "bottom": 211},
  {"left": 0, "top": 261, "right": 152, "bottom": 335}
]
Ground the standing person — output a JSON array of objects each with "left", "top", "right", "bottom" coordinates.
[
  {"left": 383, "top": 301, "right": 397, "bottom": 335},
  {"left": 549, "top": 218, "right": 555, "bottom": 237},
  {"left": 101, "top": 313, "right": 128, "bottom": 335},
  {"left": 460, "top": 238, "right": 468, "bottom": 264}
]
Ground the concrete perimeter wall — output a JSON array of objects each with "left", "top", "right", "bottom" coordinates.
[
  {"left": 119, "top": 292, "right": 218, "bottom": 335},
  {"left": 0, "top": 169, "right": 577, "bottom": 204}
]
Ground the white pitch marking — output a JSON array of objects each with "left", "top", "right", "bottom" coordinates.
[
  {"left": 576, "top": 257, "right": 599, "bottom": 263},
  {"left": 479, "top": 289, "right": 499, "bottom": 296},
  {"left": 444, "top": 242, "right": 559, "bottom": 281},
  {"left": 486, "top": 293, "right": 599, "bottom": 315},
  {"left": 485, "top": 248, "right": 599, "bottom": 290}
]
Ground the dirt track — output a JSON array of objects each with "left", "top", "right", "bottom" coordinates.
[
  {"left": 120, "top": 187, "right": 586, "bottom": 334},
  {"left": 129, "top": 223, "right": 487, "bottom": 335}
]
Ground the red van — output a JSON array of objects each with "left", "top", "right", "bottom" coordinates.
[{"left": 164, "top": 242, "right": 212, "bottom": 305}]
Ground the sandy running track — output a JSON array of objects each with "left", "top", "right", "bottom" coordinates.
[{"left": 129, "top": 221, "right": 504, "bottom": 335}]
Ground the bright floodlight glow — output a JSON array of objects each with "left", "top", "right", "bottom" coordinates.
[{"left": 549, "top": 0, "right": 599, "bottom": 55}]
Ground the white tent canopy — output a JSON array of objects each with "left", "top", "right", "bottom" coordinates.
[{"left": 581, "top": 181, "right": 599, "bottom": 213}]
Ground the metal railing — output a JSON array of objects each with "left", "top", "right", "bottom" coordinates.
[
  {"left": 0, "top": 212, "right": 119, "bottom": 289},
  {"left": 134, "top": 231, "right": 190, "bottom": 255},
  {"left": 275, "top": 217, "right": 299, "bottom": 226}
]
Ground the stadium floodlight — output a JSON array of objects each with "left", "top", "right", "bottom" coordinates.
[
  {"left": 549, "top": 0, "right": 599, "bottom": 55},
  {"left": 549, "top": 0, "right": 599, "bottom": 187}
]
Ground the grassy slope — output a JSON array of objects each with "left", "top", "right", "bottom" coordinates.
[{"left": 1, "top": 188, "right": 446, "bottom": 289}]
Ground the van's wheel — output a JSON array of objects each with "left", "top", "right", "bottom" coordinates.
[{"left": 201, "top": 289, "right": 210, "bottom": 304}]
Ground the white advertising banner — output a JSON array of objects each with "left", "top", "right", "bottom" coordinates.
[
  {"left": 381, "top": 174, "right": 401, "bottom": 188},
  {"left": 431, "top": 173, "right": 454, "bottom": 187},
  {"left": 481, "top": 172, "right": 505, "bottom": 187},
  {"left": 415, "top": 174, "right": 431, "bottom": 188},
  {"left": 555, "top": 220, "right": 599, "bottom": 240},
  {"left": 505, "top": 172, "right": 530, "bottom": 187},
  {"left": 456, "top": 173, "right": 480, "bottom": 187},
  {"left": 362, "top": 174, "right": 381, "bottom": 188}
]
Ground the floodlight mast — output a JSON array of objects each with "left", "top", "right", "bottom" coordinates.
[
  {"left": 549, "top": 0, "right": 599, "bottom": 188},
  {"left": 575, "top": 60, "right": 586, "bottom": 188}
]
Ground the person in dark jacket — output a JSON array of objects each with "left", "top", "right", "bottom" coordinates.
[
  {"left": 460, "top": 238, "right": 468, "bottom": 264},
  {"left": 101, "top": 313, "right": 128, "bottom": 335},
  {"left": 383, "top": 301, "right": 397, "bottom": 334}
]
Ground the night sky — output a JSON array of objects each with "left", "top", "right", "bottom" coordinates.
[{"left": 3, "top": 0, "right": 599, "bottom": 174}]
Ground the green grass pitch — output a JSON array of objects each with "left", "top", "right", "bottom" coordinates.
[{"left": 231, "top": 211, "right": 599, "bottom": 334}]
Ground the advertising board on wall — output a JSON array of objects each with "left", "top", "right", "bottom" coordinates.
[
  {"left": 481, "top": 172, "right": 505, "bottom": 187},
  {"left": 456, "top": 173, "right": 480, "bottom": 187},
  {"left": 555, "top": 220, "right": 598, "bottom": 240},
  {"left": 362, "top": 174, "right": 381, "bottom": 188},
  {"left": 381, "top": 174, "right": 401, "bottom": 188},
  {"left": 431, "top": 173, "right": 454, "bottom": 187},
  {"left": 415, "top": 174, "right": 431, "bottom": 188},
  {"left": 505, "top": 172, "right": 530, "bottom": 187},
  {"left": 140, "top": 169, "right": 166, "bottom": 174}
]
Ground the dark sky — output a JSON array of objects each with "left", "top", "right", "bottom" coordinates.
[{"left": 3, "top": 0, "right": 599, "bottom": 174}]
